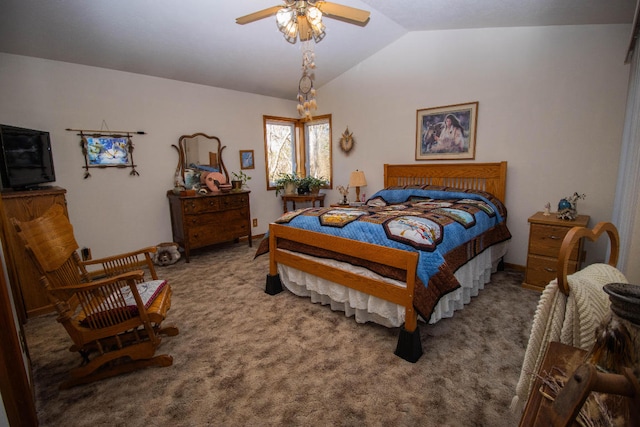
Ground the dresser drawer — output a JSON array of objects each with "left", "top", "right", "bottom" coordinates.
[
  {"left": 183, "top": 197, "right": 219, "bottom": 214},
  {"left": 524, "top": 254, "right": 578, "bottom": 288},
  {"left": 184, "top": 208, "right": 248, "bottom": 227},
  {"left": 188, "top": 221, "right": 250, "bottom": 247},
  {"left": 529, "top": 224, "right": 580, "bottom": 260},
  {"left": 218, "top": 193, "right": 249, "bottom": 210}
]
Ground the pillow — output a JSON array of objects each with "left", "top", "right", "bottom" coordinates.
[{"left": 80, "top": 280, "right": 167, "bottom": 326}]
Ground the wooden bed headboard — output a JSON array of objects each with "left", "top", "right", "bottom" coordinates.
[{"left": 384, "top": 162, "right": 508, "bottom": 203}]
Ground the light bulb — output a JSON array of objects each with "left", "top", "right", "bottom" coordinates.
[{"left": 306, "top": 7, "right": 322, "bottom": 26}]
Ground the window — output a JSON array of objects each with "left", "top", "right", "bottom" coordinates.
[{"left": 264, "top": 114, "right": 332, "bottom": 190}]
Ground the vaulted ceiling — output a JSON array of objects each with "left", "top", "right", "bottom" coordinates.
[{"left": 0, "top": 0, "right": 636, "bottom": 99}]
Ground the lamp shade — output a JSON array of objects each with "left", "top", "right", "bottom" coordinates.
[{"left": 349, "top": 170, "right": 367, "bottom": 187}]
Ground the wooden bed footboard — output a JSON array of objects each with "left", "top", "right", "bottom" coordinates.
[{"left": 265, "top": 223, "right": 423, "bottom": 362}]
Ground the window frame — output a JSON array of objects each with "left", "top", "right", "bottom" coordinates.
[{"left": 264, "top": 114, "right": 333, "bottom": 191}]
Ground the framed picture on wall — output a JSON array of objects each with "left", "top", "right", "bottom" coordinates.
[
  {"left": 415, "top": 102, "right": 478, "bottom": 160},
  {"left": 240, "top": 150, "right": 254, "bottom": 170},
  {"left": 84, "top": 136, "right": 131, "bottom": 166}
]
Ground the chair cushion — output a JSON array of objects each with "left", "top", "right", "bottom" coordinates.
[{"left": 80, "top": 280, "right": 167, "bottom": 326}]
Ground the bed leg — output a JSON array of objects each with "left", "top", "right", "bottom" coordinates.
[
  {"left": 394, "top": 326, "right": 423, "bottom": 363},
  {"left": 265, "top": 274, "right": 283, "bottom": 295}
]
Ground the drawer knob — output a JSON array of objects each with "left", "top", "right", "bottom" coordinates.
[
  {"left": 548, "top": 235, "right": 561, "bottom": 240},
  {"left": 544, "top": 267, "right": 556, "bottom": 272}
]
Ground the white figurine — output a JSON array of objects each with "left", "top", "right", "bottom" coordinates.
[
  {"left": 543, "top": 202, "right": 551, "bottom": 216},
  {"left": 337, "top": 185, "right": 349, "bottom": 205}
]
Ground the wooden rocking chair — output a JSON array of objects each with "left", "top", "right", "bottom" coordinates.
[{"left": 12, "top": 204, "right": 179, "bottom": 389}]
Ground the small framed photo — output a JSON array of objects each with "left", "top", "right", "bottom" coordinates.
[
  {"left": 240, "top": 150, "right": 254, "bottom": 170},
  {"left": 416, "top": 102, "right": 478, "bottom": 160}
]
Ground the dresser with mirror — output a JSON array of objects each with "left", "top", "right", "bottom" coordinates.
[{"left": 167, "top": 133, "right": 251, "bottom": 262}]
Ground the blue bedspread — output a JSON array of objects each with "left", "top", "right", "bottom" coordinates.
[{"left": 257, "top": 185, "right": 511, "bottom": 320}]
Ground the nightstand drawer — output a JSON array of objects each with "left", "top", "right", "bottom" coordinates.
[
  {"left": 529, "top": 224, "right": 580, "bottom": 260},
  {"left": 524, "top": 254, "right": 578, "bottom": 288}
]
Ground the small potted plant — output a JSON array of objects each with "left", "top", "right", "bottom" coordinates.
[
  {"left": 231, "top": 171, "right": 251, "bottom": 190},
  {"left": 274, "top": 173, "right": 299, "bottom": 196},
  {"left": 298, "top": 176, "right": 328, "bottom": 195}
]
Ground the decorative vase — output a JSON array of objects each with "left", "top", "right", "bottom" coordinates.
[
  {"left": 558, "top": 198, "right": 571, "bottom": 211},
  {"left": 284, "top": 182, "right": 297, "bottom": 195},
  {"left": 557, "top": 198, "right": 577, "bottom": 220},
  {"left": 592, "top": 283, "right": 640, "bottom": 379},
  {"left": 604, "top": 283, "right": 640, "bottom": 325},
  {"left": 184, "top": 168, "right": 197, "bottom": 189},
  {"left": 231, "top": 180, "right": 242, "bottom": 190}
]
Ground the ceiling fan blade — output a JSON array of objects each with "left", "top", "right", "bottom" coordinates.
[
  {"left": 317, "top": 2, "right": 370, "bottom": 26},
  {"left": 236, "top": 5, "right": 283, "bottom": 25}
]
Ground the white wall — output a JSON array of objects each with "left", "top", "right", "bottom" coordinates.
[
  {"left": 0, "top": 53, "right": 294, "bottom": 258},
  {"left": 0, "top": 24, "right": 632, "bottom": 266},
  {"left": 320, "top": 24, "right": 631, "bottom": 266}
]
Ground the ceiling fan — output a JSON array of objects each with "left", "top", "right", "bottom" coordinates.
[{"left": 236, "top": 0, "right": 370, "bottom": 44}]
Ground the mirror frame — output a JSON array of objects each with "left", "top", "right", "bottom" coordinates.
[{"left": 173, "top": 133, "right": 228, "bottom": 186}]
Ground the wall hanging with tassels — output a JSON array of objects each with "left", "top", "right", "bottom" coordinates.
[{"left": 66, "top": 126, "right": 145, "bottom": 178}]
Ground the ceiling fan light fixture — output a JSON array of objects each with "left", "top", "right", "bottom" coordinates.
[
  {"left": 311, "top": 27, "right": 325, "bottom": 43},
  {"left": 306, "top": 6, "right": 322, "bottom": 26},
  {"left": 276, "top": 8, "right": 299, "bottom": 44},
  {"left": 236, "top": 1, "right": 371, "bottom": 117},
  {"left": 275, "top": 7, "right": 294, "bottom": 28},
  {"left": 275, "top": 2, "right": 327, "bottom": 44},
  {"left": 306, "top": 7, "right": 326, "bottom": 42}
]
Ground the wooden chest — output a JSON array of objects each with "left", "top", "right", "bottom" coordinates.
[
  {"left": 167, "top": 190, "right": 251, "bottom": 262},
  {"left": 522, "top": 212, "right": 589, "bottom": 291}
]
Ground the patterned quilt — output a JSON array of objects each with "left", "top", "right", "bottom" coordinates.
[{"left": 256, "top": 185, "right": 511, "bottom": 322}]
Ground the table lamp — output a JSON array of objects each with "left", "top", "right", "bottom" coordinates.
[{"left": 349, "top": 170, "right": 367, "bottom": 202}]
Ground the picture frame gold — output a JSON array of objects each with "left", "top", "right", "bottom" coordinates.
[
  {"left": 416, "top": 102, "right": 478, "bottom": 160},
  {"left": 240, "top": 149, "right": 255, "bottom": 170}
]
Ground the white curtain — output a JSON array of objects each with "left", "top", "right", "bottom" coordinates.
[{"left": 612, "top": 24, "right": 640, "bottom": 274}]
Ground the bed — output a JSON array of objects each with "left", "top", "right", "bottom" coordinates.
[{"left": 257, "top": 162, "right": 510, "bottom": 362}]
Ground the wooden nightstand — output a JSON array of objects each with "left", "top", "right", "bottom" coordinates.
[
  {"left": 522, "top": 212, "right": 590, "bottom": 291},
  {"left": 281, "top": 193, "right": 325, "bottom": 213}
]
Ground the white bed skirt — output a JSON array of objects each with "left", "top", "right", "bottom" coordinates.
[{"left": 278, "top": 241, "right": 509, "bottom": 328}]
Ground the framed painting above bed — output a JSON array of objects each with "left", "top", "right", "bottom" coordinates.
[{"left": 416, "top": 102, "right": 478, "bottom": 161}]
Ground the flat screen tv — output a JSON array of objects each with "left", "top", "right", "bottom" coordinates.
[{"left": 0, "top": 124, "right": 56, "bottom": 191}]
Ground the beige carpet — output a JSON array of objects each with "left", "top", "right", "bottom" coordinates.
[{"left": 24, "top": 241, "right": 540, "bottom": 426}]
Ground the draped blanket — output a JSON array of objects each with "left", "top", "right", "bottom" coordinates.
[
  {"left": 256, "top": 186, "right": 511, "bottom": 323},
  {"left": 511, "top": 263, "right": 628, "bottom": 414}
]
